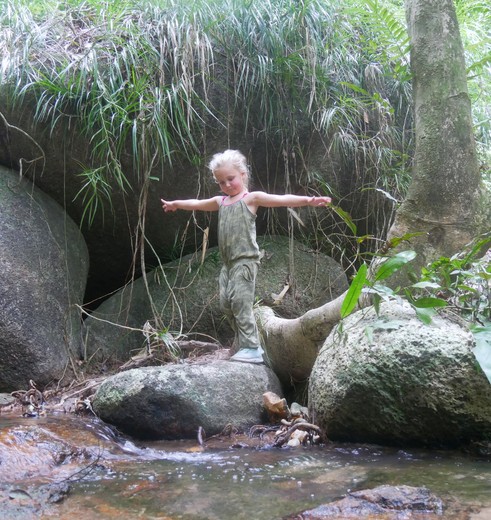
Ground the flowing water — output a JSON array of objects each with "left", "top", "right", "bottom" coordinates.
[{"left": 1, "top": 413, "right": 491, "bottom": 519}]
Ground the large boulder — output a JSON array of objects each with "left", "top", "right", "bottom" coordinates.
[
  {"left": 92, "top": 361, "right": 282, "bottom": 439},
  {"left": 83, "top": 235, "right": 347, "bottom": 362},
  {"left": 0, "top": 167, "right": 89, "bottom": 391},
  {"left": 308, "top": 301, "right": 491, "bottom": 447},
  {"left": 0, "top": 89, "right": 341, "bottom": 308}
]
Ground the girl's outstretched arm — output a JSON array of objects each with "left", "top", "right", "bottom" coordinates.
[
  {"left": 161, "top": 196, "right": 221, "bottom": 213},
  {"left": 246, "top": 191, "right": 331, "bottom": 209}
]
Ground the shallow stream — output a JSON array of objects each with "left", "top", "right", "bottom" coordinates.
[{"left": 1, "top": 413, "right": 490, "bottom": 519}]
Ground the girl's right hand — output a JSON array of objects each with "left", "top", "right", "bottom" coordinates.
[{"left": 161, "top": 199, "right": 177, "bottom": 212}]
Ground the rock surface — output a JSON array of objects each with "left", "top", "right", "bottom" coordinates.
[
  {"left": 286, "top": 485, "right": 443, "bottom": 519},
  {"left": 0, "top": 166, "right": 88, "bottom": 391},
  {"left": 92, "top": 360, "right": 283, "bottom": 439},
  {"left": 308, "top": 301, "right": 491, "bottom": 447},
  {"left": 0, "top": 87, "right": 345, "bottom": 306}
]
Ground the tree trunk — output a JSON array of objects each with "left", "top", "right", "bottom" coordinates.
[
  {"left": 259, "top": 0, "right": 488, "bottom": 386},
  {"left": 257, "top": 288, "right": 374, "bottom": 385},
  {"left": 388, "top": 0, "right": 486, "bottom": 269},
  {"left": 257, "top": 293, "right": 343, "bottom": 385}
]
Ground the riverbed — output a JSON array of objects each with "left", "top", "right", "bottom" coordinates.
[{"left": 1, "top": 413, "right": 490, "bottom": 519}]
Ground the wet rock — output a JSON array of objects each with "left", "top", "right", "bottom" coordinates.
[
  {"left": 92, "top": 360, "right": 283, "bottom": 440},
  {"left": 0, "top": 421, "right": 93, "bottom": 483},
  {"left": 263, "top": 391, "right": 289, "bottom": 422},
  {"left": 285, "top": 484, "right": 443, "bottom": 519},
  {"left": 0, "top": 393, "right": 16, "bottom": 408},
  {"left": 309, "top": 301, "right": 491, "bottom": 447},
  {"left": 46, "top": 482, "right": 71, "bottom": 504}
]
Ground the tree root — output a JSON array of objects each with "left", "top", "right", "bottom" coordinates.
[
  {"left": 272, "top": 418, "right": 327, "bottom": 447},
  {"left": 10, "top": 380, "right": 45, "bottom": 416}
]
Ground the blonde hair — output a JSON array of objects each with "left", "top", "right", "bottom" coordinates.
[{"left": 208, "top": 149, "right": 250, "bottom": 189}]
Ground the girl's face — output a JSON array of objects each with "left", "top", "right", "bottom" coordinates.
[{"left": 214, "top": 165, "right": 247, "bottom": 197}]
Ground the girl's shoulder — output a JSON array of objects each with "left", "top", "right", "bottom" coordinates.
[
  {"left": 242, "top": 191, "right": 268, "bottom": 214},
  {"left": 244, "top": 191, "right": 267, "bottom": 203}
]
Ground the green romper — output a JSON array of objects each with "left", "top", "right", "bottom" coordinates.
[{"left": 218, "top": 195, "right": 262, "bottom": 350}]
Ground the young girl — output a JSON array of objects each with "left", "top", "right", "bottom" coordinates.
[{"left": 161, "top": 149, "right": 331, "bottom": 364}]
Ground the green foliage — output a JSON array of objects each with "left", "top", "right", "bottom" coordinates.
[
  {"left": 75, "top": 166, "right": 116, "bottom": 226},
  {"left": 342, "top": 234, "right": 491, "bottom": 380},
  {"left": 373, "top": 249, "right": 416, "bottom": 282},
  {"left": 329, "top": 204, "right": 358, "bottom": 236},
  {"left": 418, "top": 234, "right": 491, "bottom": 324},
  {"left": 341, "top": 262, "right": 367, "bottom": 318},
  {"left": 341, "top": 249, "right": 423, "bottom": 319},
  {"left": 455, "top": 0, "right": 491, "bottom": 155},
  {"left": 143, "top": 321, "right": 182, "bottom": 362},
  {"left": 344, "top": 234, "right": 490, "bottom": 324},
  {"left": 2, "top": 0, "right": 213, "bottom": 225}
]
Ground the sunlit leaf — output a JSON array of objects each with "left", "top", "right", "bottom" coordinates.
[
  {"left": 330, "top": 205, "right": 357, "bottom": 235},
  {"left": 370, "top": 283, "right": 397, "bottom": 297},
  {"left": 411, "top": 281, "right": 441, "bottom": 289},
  {"left": 387, "top": 232, "right": 426, "bottom": 249},
  {"left": 341, "top": 263, "right": 368, "bottom": 318}
]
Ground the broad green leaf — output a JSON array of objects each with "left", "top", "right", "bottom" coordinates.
[
  {"left": 415, "top": 307, "right": 436, "bottom": 324},
  {"left": 412, "top": 297, "right": 448, "bottom": 308},
  {"left": 403, "top": 287, "right": 416, "bottom": 305},
  {"left": 471, "top": 324, "right": 491, "bottom": 384},
  {"left": 341, "top": 263, "right": 368, "bottom": 318},
  {"left": 456, "top": 284, "right": 478, "bottom": 293},
  {"left": 464, "top": 235, "right": 491, "bottom": 263},
  {"left": 374, "top": 250, "right": 417, "bottom": 282}
]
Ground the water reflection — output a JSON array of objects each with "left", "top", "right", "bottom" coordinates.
[{"left": 1, "top": 413, "right": 490, "bottom": 519}]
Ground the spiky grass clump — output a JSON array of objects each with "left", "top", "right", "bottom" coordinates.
[{"left": 0, "top": 0, "right": 416, "bottom": 224}]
